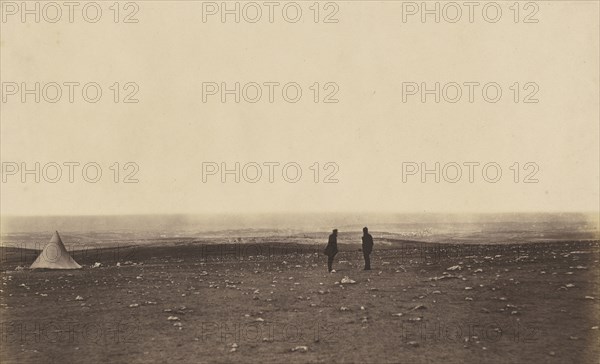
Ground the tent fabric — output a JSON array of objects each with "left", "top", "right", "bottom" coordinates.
[{"left": 30, "top": 231, "right": 82, "bottom": 269}]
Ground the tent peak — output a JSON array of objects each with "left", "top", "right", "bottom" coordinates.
[{"left": 30, "top": 231, "right": 81, "bottom": 270}]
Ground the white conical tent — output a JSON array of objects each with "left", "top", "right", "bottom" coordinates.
[{"left": 30, "top": 231, "right": 82, "bottom": 269}]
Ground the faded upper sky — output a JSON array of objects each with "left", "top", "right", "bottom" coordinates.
[{"left": 1, "top": 1, "right": 599, "bottom": 215}]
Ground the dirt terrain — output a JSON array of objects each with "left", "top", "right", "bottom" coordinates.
[{"left": 1, "top": 240, "right": 599, "bottom": 363}]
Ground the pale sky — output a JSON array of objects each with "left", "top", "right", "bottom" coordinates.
[{"left": 1, "top": 1, "right": 598, "bottom": 215}]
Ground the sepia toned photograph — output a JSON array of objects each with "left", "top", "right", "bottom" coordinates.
[{"left": 1, "top": 1, "right": 599, "bottom": 363}]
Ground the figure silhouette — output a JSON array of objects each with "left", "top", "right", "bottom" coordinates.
[
  {"left": 362, "top": 227, "right": 373, "bottom": 270},
  {"left": 324, "top": 229, "right": 338, "bottom": 273}
]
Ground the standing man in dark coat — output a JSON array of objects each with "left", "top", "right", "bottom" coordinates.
[
  {"left": 324, "top": 229, "right": 338, "bottom": 273},
  {"left": 361, "top": 227, "right": 373, "bottom": 270}
]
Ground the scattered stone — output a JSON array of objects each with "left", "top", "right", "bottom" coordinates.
[
  {"left": 341, "top": 276, "right": 356, "bottom": 284},
  {"left": 431, "top": 275, "right": 459, "bottom": 281},
  {"left": 75, "top": 296, "right": 84, "bottom": 301},
  {"left": 291, "top": 346, "right": 308, "bottom": 353}
]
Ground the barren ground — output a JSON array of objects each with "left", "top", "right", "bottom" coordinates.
[{"left": 1, "top": 240, "right": 599, "bottom": 363}]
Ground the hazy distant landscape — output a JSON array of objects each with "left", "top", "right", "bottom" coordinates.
[{"left": 2, "top": 213, "right": 598, "bottom": 251}]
